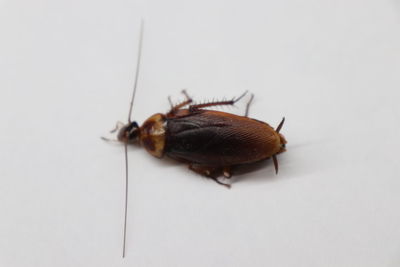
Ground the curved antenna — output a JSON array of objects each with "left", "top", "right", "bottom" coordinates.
[
  {"left": 122, "top": 143, "right": 129, "bottom": 258},
  {"left": 128, "top": 19, "right": 144, "bottom": 123},
  {"left": 122, "top": 20, "right": 144, "bottom": 258}
]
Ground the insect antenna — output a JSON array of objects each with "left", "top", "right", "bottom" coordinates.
[
  {"left": 128, "top": 19, "right": 144, "bottom": 123},
  {"left": 122, "top": 143, "right": 129, "bottom": 258},
  {"left": 122, "top": 19, "right": 144, "bottom": 258}
]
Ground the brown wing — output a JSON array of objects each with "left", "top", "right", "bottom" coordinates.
[{"left": 165, "top": 110, "right": 281, "bottom": 166}]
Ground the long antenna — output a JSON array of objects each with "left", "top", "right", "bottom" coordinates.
[
  {"left": 123, "top": 19, "right": 144, "bottom": 258},
  {"left": 122, "top": 143, "right": 129, "bottom": 258},
  {"left": 128, "top": 19, "right": 144, "bottom": 123}
]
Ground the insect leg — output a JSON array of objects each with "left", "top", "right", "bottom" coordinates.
[
  {"left": 188, "top": 164, "right": 231, "bottom": 188},
  {"left": 100, "top": 136, "right": 119, "bottom": 143},
  {"left": 272, "top": 155, "right": 279, "bottom": 174},
  {"left": 244, "top": 93, "right": 254, "bottom": 117},
  {"left": 101, "top": 121, "right": 125, "bottom": 142},
  {"left": 189, "top": 91, "right": 248, "bottom": 111},
  {"left": 181, "top": 89, "right": 191, "bottom": 101},
  {"left": 211, "top": 177, "right": 231, "bottom": 188},
  {"left": 110, "top": 121, "right": 125, "bottom": 133},
  {"left": 167, "top": 90, "right": 193, "bottom": 115}
]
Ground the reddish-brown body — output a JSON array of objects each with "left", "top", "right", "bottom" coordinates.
[
  {"left": 165, "top": 110, "right": 285, "bottom": 166},
  {"left": 118, "top": 92, "right": 287, "bottom": 185}
]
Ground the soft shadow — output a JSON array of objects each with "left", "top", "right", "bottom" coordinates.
[
  {"left": 107, "top": 140, "right": 321, "bottom": 187},
  {"left": 230, "top": 140, "right": 324, "bottom": 185},
  {"left": 230, "top": 158, "right": 282, "bottom": 185}
]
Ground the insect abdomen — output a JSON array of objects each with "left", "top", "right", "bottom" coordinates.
[{"left": 165, "top": 110, "right": 281, "bottom": 166}]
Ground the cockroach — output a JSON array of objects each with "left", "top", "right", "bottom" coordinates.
[{"left": 104, "top": 21, "right": 287, "bottom": 257}]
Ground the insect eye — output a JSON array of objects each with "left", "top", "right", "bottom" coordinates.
[{"left": 126, "top": 122, "right": 139, "bottom": 140}]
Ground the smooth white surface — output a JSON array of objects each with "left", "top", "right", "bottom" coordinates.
[{"left": 1, "top": 0, "right": 400, "bottom": 266}]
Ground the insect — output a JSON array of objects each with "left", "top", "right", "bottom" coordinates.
[
  {"left": 104, "top": 21, "right": 287, "bottom": 257},
  {"left": 118, "top": 90, "right": 287, "bottom": 185}
]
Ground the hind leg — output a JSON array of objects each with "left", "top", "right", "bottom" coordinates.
[
  {"left": 244, "top": 93, "right": 254, "bottom": 117},
  {"left": 188, "top": 91, "right": 248, "bottom": 111}
]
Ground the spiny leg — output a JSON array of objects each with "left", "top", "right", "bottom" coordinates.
[
  {"left": 188, "top": 164, "right": 231, "bottom": 188},
  {"left": 189, "top": 91, "right": 248, "bottom": 111},
  {"left": 168, "top": 90, "right": 191, "bottom": 108},
  {"left": 167, "top": 89, "right": 193, "bottom": 115},
  {"left": 244, "top": 93, "right": 254, "bottom": 117}
]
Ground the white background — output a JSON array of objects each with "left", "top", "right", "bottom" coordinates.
[{"left": 1, "top": 0, "right": 400, "bottom": 266}]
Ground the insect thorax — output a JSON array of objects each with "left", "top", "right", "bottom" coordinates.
[{"left": 139, "top": 113, "right": 167, "bottom": 158}]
